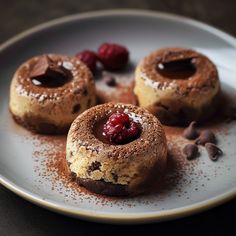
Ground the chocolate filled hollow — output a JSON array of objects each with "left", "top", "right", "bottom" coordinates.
[
  {"left": 134, "top": 48, "right": 220, "bottom": 126},
  {"left": 9, "top": 54, "right": 96, "bottom": 134},
  {"left": 156, "top": 58, "right": 196, "bottom": 80}
]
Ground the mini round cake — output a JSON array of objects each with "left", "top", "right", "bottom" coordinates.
[
  {"left": 134, "top": 48, "right": 220, "bottom": 125},
  {"left": 66, "top": 103, "right": 167, "bottom": 196},
  {"left": 9, "top": 54, "right": 96, "bottom": 134}
]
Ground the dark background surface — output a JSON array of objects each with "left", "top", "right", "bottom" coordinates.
[{"left": 1, "top": 0, "right": 236, "bottom": 235}]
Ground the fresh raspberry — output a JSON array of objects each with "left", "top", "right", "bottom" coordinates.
[
  {"left": 103, "top": 111, "right": 141, "bottom": 144},
  {"left": 98, "top": 43, "right": 129, "bottom": 70},
  {"left": 76, "top": 50, "right": 98, "bottom": 74}
]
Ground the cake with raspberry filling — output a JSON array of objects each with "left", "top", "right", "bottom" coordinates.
[{"left": 66, "top": 103, "right": 167, "bottom": 196}]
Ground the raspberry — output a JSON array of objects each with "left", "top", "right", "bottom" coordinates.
[
  {"left": 98, "top": 43, "right": 129, "bottom": 70},
  {"left": 76, "top": 50, "right": 97, "bottom": 74},
  {"left": 103, "top": 111, "right": 141, "bottom": 144}
]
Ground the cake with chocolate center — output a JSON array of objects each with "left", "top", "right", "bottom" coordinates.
[
  {"left": 134, "top": 47, "right": 220, "bottom": 125},
  {"left": 9, "top": 54, "right": 96, "bottom": 134},
  {"left": 66, "top": 103, "right": 167, "bottom": 196}
]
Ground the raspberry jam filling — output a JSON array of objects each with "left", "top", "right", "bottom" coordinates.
[
  {"left": 156, "top": 58, "right": 196, "bottom": 80},
  {"left": 93, "top": 111, "right": 141, "bottom": 145}
]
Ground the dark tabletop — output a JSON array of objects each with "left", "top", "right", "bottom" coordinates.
[{"left": 1, "top": 0, "right": 236, "bottom": 235}]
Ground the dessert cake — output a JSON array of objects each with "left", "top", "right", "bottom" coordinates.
[
  {"left": 9, "top": 54, "right": 96, "bottom": 134},
  {"left": 134, "top": 48, "right": 220, "bottom": 125},
  {"left": 66, "top": 103, "right": 167, "bottom": 196}
]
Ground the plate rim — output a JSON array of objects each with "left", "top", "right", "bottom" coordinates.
[{"left": 1, "top": 9, "right": 236, "bottom": 224}]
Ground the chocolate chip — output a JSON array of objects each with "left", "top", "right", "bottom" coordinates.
[
  {"left": 87, "top": 161, "right": 101, "bottom": 174},
  {"left": 103, "top": 75, "right": 116, "bottom": 87},
  {"left": 195, "top": 130, "right": 216, "bottom": 145},
  {"left": 183, "top": 121, "right": 199, "bottom": 140},
  {"left": 70, "top": 172, "right": 77, "bottom": 181},
  {"left": 183, "top": 144, "right": 199, "bottom": 160},
  {"left": 72, "top": 104, "right": 80, "bottom": 114},
  {"left": 112, "top": 173, "right": 118, "bottom": 182},
  {"left": 87, "top": 99, "right": 91, "bottom": 107},
  {"left": 29, "top": 55, "right": 71, "bottom": 87},
  {"left": 83, "top": 88, "right": 88, "bottom": 96},
  {"left": 205, "top": 143, "right": 223, "bottom": 161}
]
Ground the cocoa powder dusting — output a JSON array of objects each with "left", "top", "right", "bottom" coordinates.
[
  {"left": 31, "top": 131, "right": 196, "bottom": 201},
  {"left": 24, "top": 75, "right": 235, "bottom": 205},
  {"left": 156, "top": 128, "right": 198, "bottom": 194},
  {"left": 32, "top": 134, "right": 102, "bottom": 202},
  {"left": 33, "top": 135, "right": 69, "bottom": 184}
]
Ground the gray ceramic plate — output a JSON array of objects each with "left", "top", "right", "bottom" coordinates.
[{"left": 0, "top": 10, "right": 236, "bottom": 224}]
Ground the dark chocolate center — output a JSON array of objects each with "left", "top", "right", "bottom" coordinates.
[
  {"left": 156, "top": 58, "right": 196, "bottom": 79},
  {"left": 31, "top": 75, "right": 71, "bottom": 88},
  {"left": 93, "top": 118, "right": 111, "bottom": 144}
]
